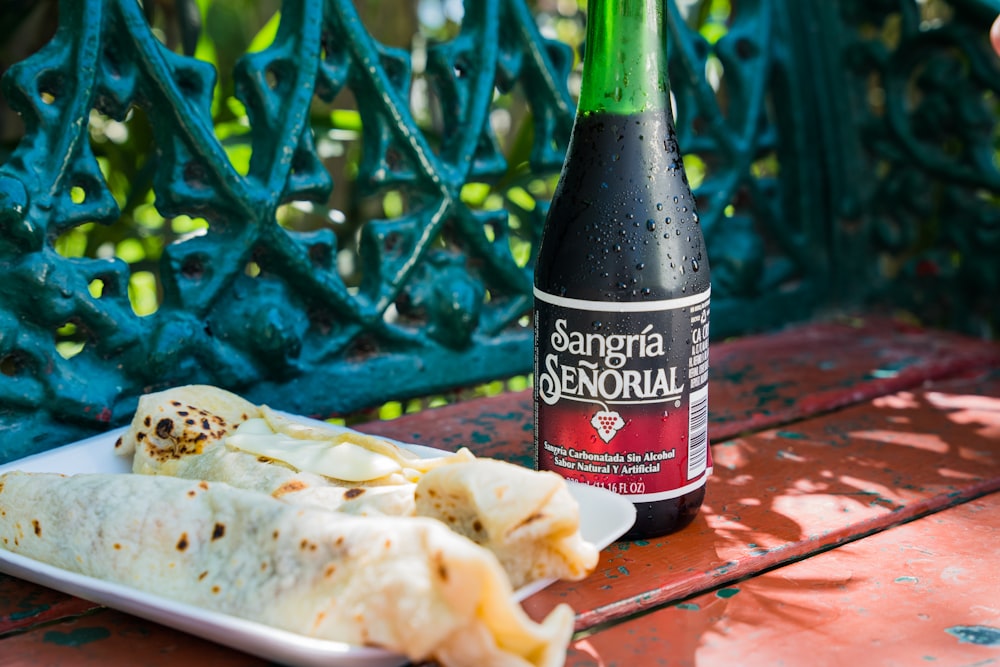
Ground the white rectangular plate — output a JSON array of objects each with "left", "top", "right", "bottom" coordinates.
[{"left": 0, "top": 425, "right": 636, "bottom": 667}]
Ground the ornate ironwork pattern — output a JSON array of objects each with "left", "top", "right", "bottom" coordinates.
[
  {"left": 667, "top": 0, "right": 830, "bottom": 332},
  {"left": 0, "top": 0, "right": 996, "bottom": 459},
  {"left": 0, "top": 0, "right": 577, "bottom": 458},
  {"left": 831, "top": 0, "right": 1000, "bottom": 337}
]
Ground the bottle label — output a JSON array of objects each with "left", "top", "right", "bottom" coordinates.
[{"left": 533, "top": 287, "right": 712, "bottom": 500}]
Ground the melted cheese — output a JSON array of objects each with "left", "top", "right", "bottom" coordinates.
[{"left": 226, "top": 418, "right": 403, "bottom": 482}]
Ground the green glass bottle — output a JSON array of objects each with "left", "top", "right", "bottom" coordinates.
[{"left": 534, "top": 0, "right": 711, "bottom": 540}]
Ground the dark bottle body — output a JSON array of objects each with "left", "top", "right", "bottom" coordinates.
[{"left": 534, "top": 106, "right": 711, "bottom": 540}]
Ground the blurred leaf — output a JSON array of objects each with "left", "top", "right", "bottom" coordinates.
[
  {"left": 128, "top": 271, "right": 159, "bottom": 316},
  {"left": 116, "top": 238, "right": 146, "bottom": 264},
  {"left": 461, "top": 182, "right": 491, "bottom": 206},
  {"left": 247, "top": 10, "right": 281, "bottom": 53}
]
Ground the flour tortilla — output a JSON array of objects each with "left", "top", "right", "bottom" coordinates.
[
  {"left": 0, "top": 471, "right": 574, "bottom": 667},
  {"left": 415, "top": 461, "right": 598, "bottom": 587},
  {"left": 114, "top": 385, "right": 473, "bottom": 517},
  {"left": 116, "top": 385, "right": 599, "bottom": 588}
]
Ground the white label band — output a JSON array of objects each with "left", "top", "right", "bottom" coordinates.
[
  {"left": 626, "top": 467, "right": 713, "bottom": 502},
  {"left": 534, "top": 286, "right": 711, "bottom": 312}
]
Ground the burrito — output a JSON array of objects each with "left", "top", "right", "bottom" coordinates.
[
  {"left": 0, "top": 471, "right": 574, "bottom": 667},
  {"left": 115, "top": 385, "right": 599, "bottom": 589},
  {"left": 115, "top": 385, "right": 472, "bottom": 518}
]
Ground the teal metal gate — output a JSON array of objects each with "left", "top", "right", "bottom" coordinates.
[{"left": 1, "top": 0, "right": 997, "bottom": 460}]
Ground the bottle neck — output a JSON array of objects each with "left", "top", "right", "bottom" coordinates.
[{"left": 577, "top": 0, "right": 670, "bottom": 116}]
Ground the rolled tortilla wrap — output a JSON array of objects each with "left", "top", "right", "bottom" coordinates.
[
  {"left": 116, "top": 385, "right": 599, "bottom": 588},
  {"left": 115, "top": 385, "right": 473, "bottom": 517},
  {"left": 0, "top": 471, "right": 574, "bottom": 667},
  {"left": 416, "top": 460, "right": 598, "bottom": 587}
]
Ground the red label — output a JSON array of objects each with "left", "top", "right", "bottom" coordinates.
[{"left": 534, "top": 288, "right": 711, "bottom": 500}]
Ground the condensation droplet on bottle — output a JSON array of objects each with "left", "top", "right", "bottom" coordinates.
[
  {"left": 673, "top": 196, "right": 679, "bottom": 204},
  {"left": 641, "top": 287, "right": 652, "bottom": 296},
  {"left": 614, "top": 244, "right": 622, "bottom": 252},
  {"left": 665, "top": 216, "right": 672, "bottom": 224},
  {"left": 613, "top": 86, "right": 623, "bottom": 102},
  {"left": 693, "top": 211, "right": 700, "bottom": 224},
  {"left": 646, "top": 219, "right": 656, "bottom": 232},
  {"left": 656, "top": 203, "right": 663, "bottom": 211},
  {"left": 692, "top": 259, "right": 700, "bottom": 272},
  {"left": 592, "top": 320, "right": 603, "bottom": 330},
  {"left": 636, "top": 262, "right": 645, "bottom": 270}
]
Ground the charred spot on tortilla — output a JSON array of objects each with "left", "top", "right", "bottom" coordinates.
[
  {"left": 211, "top": 523, "right": 225, "bottom": 540},
  {"left": 155, "top": 418, "right": 174, "bottom": 439},
  {"left": 185, "top": 418, "right": 196, "bottom": 426},
  {"left": 143, "top": 416, "right": 151, "bottom": 427},
  {"left": 272, "top": 480, "right": 308, "bottom": 498},
  {"left": 178, "top": 410, "right": 189, "bottom": 416},
  {"left": 177, "top": 533, "right": 189, "bottom": 551},
  {"left": 473, "top": 520, "right": 484, "bottom": 533},
  {"left": 324, "top": 564, "right": 336, "bottom": 578},
  {"left": 198, "top": 571, "right": 208, "bottom": 581},
  {"left": 136, "top": 432, "right": 146, "bottom": 442},
  {"left": 32, "top": 519, "right": 41, "bottom": 536},
  {"left": 170, "top": 400, "right": 182, "bottom": 407},
  {"left": 272, "top": 529, "right": 280, "bottom": 540},
  {"left": 113, "top": 543, "right": 122, "bottom": 550},
  {"left": 518, "top": 512, "right": 544, "bottom": 528},
  {"left": 114, "top": 436, "right": 123, "bottom": 450},
  {"left": 434, "top": 553, "right": 449, "bottom": 582},
  {"left": 344, "top": 488, "right": 365, "bottom": 499}
]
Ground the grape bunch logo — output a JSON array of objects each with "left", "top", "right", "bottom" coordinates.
[{"left": 591, "top": 409, "right": 625, "bottom": 443}]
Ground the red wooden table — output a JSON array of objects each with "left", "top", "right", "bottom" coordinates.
[{"left": 3, "top": 316, "right": 999, "bottom": 666}]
